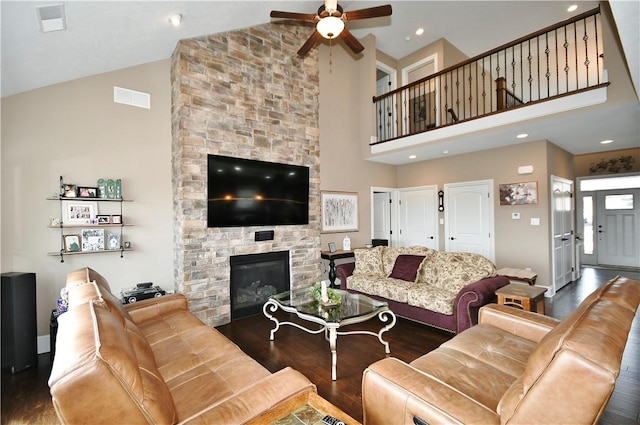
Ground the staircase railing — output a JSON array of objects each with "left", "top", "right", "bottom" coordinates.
[{"left": 372, "top": 7, "right": 606, "bottom": 145}]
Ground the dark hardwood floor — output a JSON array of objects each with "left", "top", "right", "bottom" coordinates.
[{"left": 2, "top": 267, "right": 638, "bottom": 424}]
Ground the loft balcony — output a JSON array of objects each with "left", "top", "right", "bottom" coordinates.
[{"left": 370, "top": 7, "right": 612, "bottom": 164}]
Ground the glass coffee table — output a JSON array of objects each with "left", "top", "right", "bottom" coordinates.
[{"left": 263, "top": 288, "right": 396, "bottom": 380}]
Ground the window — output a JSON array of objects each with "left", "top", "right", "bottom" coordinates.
[{"left": 605, "top": 194, "right": 633, "bottom": 210}]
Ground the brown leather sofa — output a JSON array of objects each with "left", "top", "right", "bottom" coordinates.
[
  {"left": 361, "top": 275, "right": 640, "bottom": 425},
  {"left": 48, "top": 267, "right": 316, "bottom": 424}
]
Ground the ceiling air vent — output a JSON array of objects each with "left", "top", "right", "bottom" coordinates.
[
  {"left": 114, "top": 86, "right": 151, "bottom": 109},
  {"left": 35, "top": 3, "right": 66, "bottom": 33}
]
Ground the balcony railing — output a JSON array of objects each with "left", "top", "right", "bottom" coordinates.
[{"left": 373, "top": 7, "right": 606, "bottom": 145}]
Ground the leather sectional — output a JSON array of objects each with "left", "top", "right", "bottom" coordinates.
[
  {"left": 361, "top": 275, "right": 640, "bottom": 425},
  {"left": 48, "top": 267, "right": 316, "bottom": 424}
]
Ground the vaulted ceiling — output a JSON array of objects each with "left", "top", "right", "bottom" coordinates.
[{"left": 2, "top": 1, "right": 638, "bottom": 161}]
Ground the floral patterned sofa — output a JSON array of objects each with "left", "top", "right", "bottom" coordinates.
[{"left": 336, "top": 246, "right": 509, "bottom": 333}]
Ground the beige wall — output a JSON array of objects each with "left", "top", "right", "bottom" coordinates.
[
  {"left": 574, "top": 148, "right": 639, "bottom": 177},
  {"left": 318, "top": 36, "right": 397, "bottom": 256},
  {"left": 1, "top": 60, "right": 174, "bottom": 337},
  {"left": 397, "top": 140, "right": 558, "bottom": 286}
]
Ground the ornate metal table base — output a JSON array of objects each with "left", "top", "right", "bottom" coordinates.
[{"left": 264, "top": 299, "right": 396, "bottom": 381}]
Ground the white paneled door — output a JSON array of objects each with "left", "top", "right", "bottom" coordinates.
[
  {"left": 444, "top": 180, "right": 495, "bottom": 261},
  {"left": 398, "top": 186, "right": 438, "bottom": 249},
  {"left": 551, "top": 176, "right": 575, "bottom": 293},
  {"left": 596, "top": 189, "right": 640, "bottom": 267}
]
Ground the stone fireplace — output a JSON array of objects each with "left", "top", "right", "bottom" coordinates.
[{"left": 171, "top": 22, "right": 321, "bottom": 327}]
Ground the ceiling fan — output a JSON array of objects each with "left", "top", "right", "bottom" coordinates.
[{"left": 270, "top": 0, "right": 392, "bottom": 56}]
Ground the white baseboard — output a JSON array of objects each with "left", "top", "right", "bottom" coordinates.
[{"left": 38, "top": 335, "right": 51, "bottom": 354}]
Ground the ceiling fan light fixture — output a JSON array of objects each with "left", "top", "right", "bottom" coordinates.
[{"left": 316, "top": 16, "right": 344, "bottom": 39}]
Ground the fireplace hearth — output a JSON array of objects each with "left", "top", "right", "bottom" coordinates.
[{"left": 230, "top": 251, "right": 290, "bottom": 320}]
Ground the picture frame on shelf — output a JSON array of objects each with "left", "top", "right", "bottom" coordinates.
[
  {"left": 321, "top": 191, "right": 359, "bottom": 233},
  {"left": 96, "top": 215, "right": 110, "bottom": 225},
  {"left": 81, "top": 228, "right": 105, "bottom": 251},
  {"left": 124, "top": 241, "right": 131, "bottom": 249},
  {"left": 328, "top": 242, "right": 337, "bottom": 253},
  {"left": 78, "top": 186, "right": 98, "bottom": 198},
  {"left": 65, "top": 201, "right": 97, "bottom": 224},
  {"left": 111, "top": 215, "right": 122, "bottom": 225},
  {"left": 62, "top": 184, "right": 78, "bottom": 198},
  {"left": 63, "top": 234, "right": 81, "bottom": 252},
  {"left": 106, "top": 232, "right": 121, "bottom": 250}
]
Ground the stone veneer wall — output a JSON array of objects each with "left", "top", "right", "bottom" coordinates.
[{"left": 171, "top": 22, "right": 321, "bottom": 327}]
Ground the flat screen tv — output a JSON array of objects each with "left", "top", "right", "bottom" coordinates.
[{"left": 207, "top": 154, "right": 310, "bottom": 227}]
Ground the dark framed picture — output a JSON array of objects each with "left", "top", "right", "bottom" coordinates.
[
  {"left": 96, "top": 215, "right": 110, "bottom": 224},
  {"left": 63, "top": 234, "right": 81, "bottom": 252},
  {"left": 328, "top": 242, "right": 337, "bottom": 253},
  {"left": 62, "top": 184, "right": 78, "bottom": 198},
  {"left": 78, "top": 186, "right": 98, "bottom": 198},
  {"left": 111, "top": 215, "right": 122, "bottom": 224}
]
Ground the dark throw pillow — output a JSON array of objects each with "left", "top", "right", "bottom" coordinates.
[{"left": 389, "top": 254, "right": 426, "bottom": 282}]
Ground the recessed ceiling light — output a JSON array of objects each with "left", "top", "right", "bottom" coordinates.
[
  {"left": 409, "top": 154, "right": 417, "bottom": 159},
  {"left": 405, "top": 36, "right": 411, "bottom": 41},
  {"left": 600, "top": 139, "right": 614, "bottom": 144},
  {"left": 567, "top": 5, "right": 578, "bottom": 12},
  {"left": 169, "top": 13, "right": 182, "bottom": 26},
  {"left": 442, "top": 150, "right": 449, "bottom": 155},
  {"left": 516, "top": 133, "right": 528, "bottom": 139},
  {"left": 415, "top": 28, "right": 424, "bottom": 36}
]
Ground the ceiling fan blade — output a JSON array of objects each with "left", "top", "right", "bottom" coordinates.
[
  {"left": 270, "top": 11, "right": 317, "bottom": 21},
  {"left": 340, "top": 28, "right": 365, "bottom": 54},
  {"left": 298, "top": 31, "right": 323, "bottom": 56},
  {"left": 343, "top": 5, "right": 392, "bottom": 21}
]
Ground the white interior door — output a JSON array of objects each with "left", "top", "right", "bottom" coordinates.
[
  {"left": 372, "top": 191, "right": 392, "bottom": 244},
  {"left": 551, "top": 176, "right": 575, "bottom": 293},
  {"left": 596, "top": 189, "right": 640, "bottom": 267},
  {"left": 444, "top": 180, "right": 495, "bottom": 261},
  {"left": 398, "top": 186, "right": 438, "bottom": 249}
]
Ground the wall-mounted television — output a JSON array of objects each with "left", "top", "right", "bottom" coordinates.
[{"left": 207, "top": 154, "right": 310, "bottom": 227}]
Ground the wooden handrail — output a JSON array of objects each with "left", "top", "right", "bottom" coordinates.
[{"left": 373, "top": 6, "right": 601, "bottom": 103}]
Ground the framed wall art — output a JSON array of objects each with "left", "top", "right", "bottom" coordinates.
[
  {"left": 499, "top": 181, "right": 538, "bottom": 205},
  {"left": 96, "top": 215, "right": 110, "bottom": 224},
  {"left": 81, "top": 228, "right": 105, "bottom": 251},
  {"left": 78, "top": 186, "right": 98, "bottom": 198},
  {"left": 106, "top": 232, "right": 121, "bottom": 250},
  {"left": 111, "top": 215, "right": 122, "bottom": 224},
  {"left": 65, "top": 202, "right": 97, "bottom": 224},
  {"left": 321, "top": 191, "right": 359, "bottom": 233},
  {"left": 63, "top": 234, "right": 81, "bottom": 252}
]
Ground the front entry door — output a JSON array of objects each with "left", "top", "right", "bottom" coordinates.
[
  {"left": 398, "top": 186, "right": 438, "bottom": 249},
  {"left": 444, "top": 180, "right": 495, "bottom": 261},
  {"left": 596, "top": 189, "right": 640, "bottom": 267}
]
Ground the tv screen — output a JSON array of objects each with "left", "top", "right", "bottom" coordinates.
[{"left": 207, "top": 155, "right": 310, "bottom": 227}]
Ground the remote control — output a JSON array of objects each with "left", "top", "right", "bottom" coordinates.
[{"left": 321, "top": 415, "right": 345, "bottom": 425}]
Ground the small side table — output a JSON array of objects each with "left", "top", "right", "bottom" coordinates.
[
  {"left": 495, "top": 283, "right": 547, "bottom": 314},
  {"left": 320, "top": 250, "right": 355, "bottom": 288}
]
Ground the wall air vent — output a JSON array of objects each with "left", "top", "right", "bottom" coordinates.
[
  {"left": 113, "top": 86, "right": 151, "bottom": 109},
  {"left": 35, "top": 4, "right": 66, "bottom": 33}
]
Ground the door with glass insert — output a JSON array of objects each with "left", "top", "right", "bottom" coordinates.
[{"left": 596, "top": 189, "right": 640, "bottom": 267}]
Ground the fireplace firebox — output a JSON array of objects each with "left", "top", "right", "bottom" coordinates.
[{"left": 230, "top": 251, "right": 290, "bottom": 320}]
